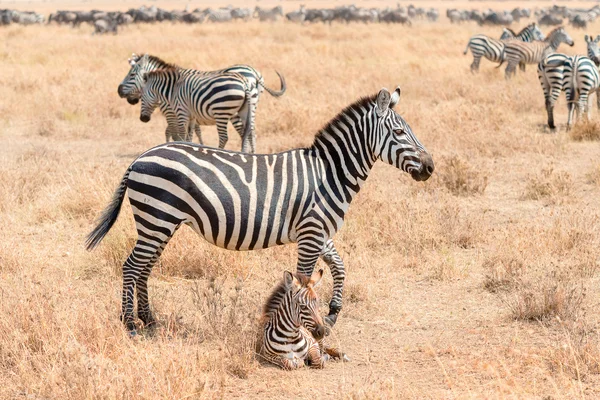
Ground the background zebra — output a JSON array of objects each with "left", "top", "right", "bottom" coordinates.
[
  {"left": 464, "top": 23, "right": 544, "bottom": 73},
  {"left": 501, "top": 27, "right": 574, "bottom": 79},
  {"left": 257, "top": 270, "right": 345, "bottom": 370},
  {"left": 538, "top": 34, "right": 600, "bottom": 129},
  {"left": 118, "top": 53, "right": 286, "bottom": 149},
  {"left": 538, "top": 53, "right": 570, "bottom": 129},
  {"left": 139, "top": 69, "right": 255, "bottom": 152},
  {"left": 564, "top": 55, "right": 600, "bottom": 129},
  {"left": 85, "top": 87, "right": 435, "bottom": 334}
]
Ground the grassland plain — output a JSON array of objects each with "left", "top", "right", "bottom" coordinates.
[{"left": 2, "top": 4, "right": 600, "bottom": 399}]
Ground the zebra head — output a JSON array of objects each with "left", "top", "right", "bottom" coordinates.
[
  {"left": 548, "top": 27, "right": 574, "bottom": 47},
  {"left": 585, "top": 34, "right": 600, "bottom": 66},
  {"left": 530, "top": 23, "right": 545, "bottom": 40},
  {"left": 139, "top": 69, "right": 177, "bottom": 123},
  {"left": 118, "top": 53, "right": 148, "bottom": 105},
  {"left": 374, "top": 87, "right": 434, "bottom": 182},
  {"left": 284, "top": 270, "right": 327, "bottom": 341}
]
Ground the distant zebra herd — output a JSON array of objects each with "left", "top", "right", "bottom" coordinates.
[
  {"left": 465, "top": 23, "right": 600, "bottom": 130},
  {"left": 86, "top": 51, "right": 434, "bottom": 370}
]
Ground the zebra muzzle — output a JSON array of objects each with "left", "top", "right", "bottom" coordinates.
[
  {"left": 140, "top": 114, "right": 151, "bottom": 123},
  {"left": 312, "top": 325, "right": 326, "bottom": 341},
  {"left": 127, "top": 97, "right": 139, "bottom": 105}
]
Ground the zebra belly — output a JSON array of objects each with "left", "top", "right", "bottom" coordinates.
[{"left": 129, "top": 144, "right": 320, "bottom": 251}]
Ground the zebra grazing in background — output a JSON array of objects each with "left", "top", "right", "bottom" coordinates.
[
  {"left": 139, "top": 69, "right": 255, "bottom": 152},
  {"left": 118, "top": 53, "right": 286, "bottom": 149},
  {"left": 85, "top": 86, "right": 434, "bottom": 334},
  {"left": 464, "top": 23, "right": 545, "bottom": 73},
  {"left": 258, "top": 270, "right": 349, "bottom": 370},
  {"left": 564, "top": 55, "right": 600, "bottom": 129},
  {"left": 538, "top": 53, "right": 570, "bottom": 129},
  {"left": 501, "top": 27, "right": 574, "bottom": 79}
]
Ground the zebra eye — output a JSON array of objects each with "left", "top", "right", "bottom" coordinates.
[{"left": 394, "top": 128, "right": 405, "bottom": 135}]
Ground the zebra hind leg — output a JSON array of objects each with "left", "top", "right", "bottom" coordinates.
[
  {"left": 320, "top": 239, "right": 346, "bottom": 327},
  {"left": 546, "top": 98, "right": 557, "bottom": 130},
  {"left": 136, "top": 235, "right": 174, "bottom": 328},
  {"left": 470, "top": 55, "right": 481, "bottom": 73},
  {"left": 215, "top": 119, "right": 229, "bottom": 149}
]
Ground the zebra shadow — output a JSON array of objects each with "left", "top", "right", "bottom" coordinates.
[{"left": 536, "top": 124, "right": 562, "bottom": 134}]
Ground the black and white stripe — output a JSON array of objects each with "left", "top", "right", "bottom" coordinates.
[
  {"left": 564, "top": 55, "right": 600, "bottom": 129},
  {"left": 117, "top": 53, "right": 286, "bottom": 149},
  {"left": 86, "top": 87, "right": 434, "bottom": 333},
  {"left": 538, "top": 53, "right": 569, "bottom": 129},
  {"left": 260, "top": 270, "right": 330, "bottom": 370},
  {"left": 502, "top": 27, "right": 574, "bottom": 79},
  {"left": 464, "top": 23, "right": 544, "bottom": 73},
  {"left": 139, "top": 69, "right": 255, "bottom": 152}
]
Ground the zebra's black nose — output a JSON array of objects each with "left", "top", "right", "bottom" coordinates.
[
  {"left": 312, "top": 325, "right": 326, "bottom": 341},
  {"left": 127, "top": 97, "right": 139, "bottom": 105},
  {"left": 117, "top": 84, "right": 125, "bottom": 97},
  {"left": 140, "top": 114, "right": 150, "bottom": 123}
]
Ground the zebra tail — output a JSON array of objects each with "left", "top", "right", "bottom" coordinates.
[
  {"left": 569, "top": 59, "right": 579, "bottom": 103},
  {"left": 463, "top": 41, "right": 471, "bottom": 55},
  {"left": 85, "top": 168, "right": 131, "bottom": 250},
  {"left": 260, "top": 71, "right": 287, "bottom": 97},
  {"left": 495, "top": 59, "right": 505, "bottom": 69}
]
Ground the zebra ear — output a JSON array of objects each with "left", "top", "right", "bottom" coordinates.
[
  {"left": 585, "top": 35, "right": 591, "bottom": 43},
  {"left": 283, "top": 271, "right": 294, "bottom": 287},
  {"left": 309, "top": 269, "right": 324, "bottom": 288},
  {"left": 390, "top": 86, "right": 401, "bottom": 108},
  {"left": 596, "top": 35, "right": 600, "bottom": 43},
  {"left": 376, "top": 88, "right": 391, "bottom": 117}
]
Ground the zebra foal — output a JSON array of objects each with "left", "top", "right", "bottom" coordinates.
[
  {"left": 258, "top": 269, "right": 348, "bottom": 370},
  {"left": 464, "top": 23, "right": 544, "bottom": 73},
  {"left": 117, "top": 53, "right": 286, "bottom": 150},
  {"left": 564, "top": 55, "right": 600, "bottom": 129},
  {"left": 139, "top": 69, "right": 255, "bottom": 152},
  {"left": 502, "top": 27, "right": 574, "bottom": 79},
  {"left": 85, "top": 86, "right": 434, "bottom": 334}
]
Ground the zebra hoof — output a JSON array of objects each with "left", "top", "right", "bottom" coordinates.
[{"left": 324, "top": 314, "right": 337, "bottom": 329}]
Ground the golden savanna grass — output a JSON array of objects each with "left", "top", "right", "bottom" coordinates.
[{"left": 4, "top": 3, "right": 600, "bottom": 398}]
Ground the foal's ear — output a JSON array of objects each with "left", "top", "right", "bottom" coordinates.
[
  {"left": 376, "top": 88, "right": 391, "bottom": 117},
  {"left": 585, "top": 34, "right": 591, "bottom": 43},
  {"left": 283, "top": 271, "right": 302, "bottom": 291},
  {"left": 309, "top": 269, "right": 324, "bottom": 288},
  {"left": 390, "top": 86, "right": 401, "bottom": 108}
]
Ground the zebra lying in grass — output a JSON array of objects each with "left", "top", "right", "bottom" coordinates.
[
  {"left": 85, "top": 86, "right": 434, "bottom": 334},
  {"left": 258, "top": 270, "right": 349, "bottom": 370},
  {"left": 538, "top": 34, "right": 600, "bottom": 129},
  {"left": 118, "top": 53, "right": 286, "bottom": 151},
  {"left": 464, "top": 23, "right": 544, "bottom": 73}
]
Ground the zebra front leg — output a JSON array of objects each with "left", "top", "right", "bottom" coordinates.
[
  {"left": 306, "top": 339, "right": 327, "bottom": 369},
  {"left": 320, "top": 239, "right": 345, "bottom": 327},
  {"left": 505, "top": 62, "right": 516, "bottom": 80},
  {"left": 546, "top": 98, "right": 557, "bottom": 130}
]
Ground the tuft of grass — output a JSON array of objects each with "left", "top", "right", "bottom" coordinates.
[
  {"left": 522, "top": 167, "right": 573, "bottom": 203},
  {"left": 438, "top": 155, "right": 488, "bottom": 196},
  {"left": 569, "top": 120, "right": 600, "bottom": 141},
  {"left": 483, "top": 254, "right": 525, "bottom": 293},
  {"left": 504, "top": 279, "right": 585, "bottom": 322}
]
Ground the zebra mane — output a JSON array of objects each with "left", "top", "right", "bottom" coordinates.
[
  {"left": 145, "top": 54, "right": 179, "bottom": 69},
  {"left": 505, "top": 27, "right": 517, "bottom": 36},
  {"left": 544, "top": 26, "right": 564, "bottom": 40},
  {"left": 262, "top": 272, "right": 311, "bottom": 318},
  {"left": 144, "top": 68, "right": 179, "bottom": 80},
  {"left": 311, "top": 94, "right": 377, "bottom": 146}
]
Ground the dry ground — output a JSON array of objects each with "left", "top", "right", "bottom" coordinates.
[{"left": 2, "top": 6, "right": 600, "bottom": 399}]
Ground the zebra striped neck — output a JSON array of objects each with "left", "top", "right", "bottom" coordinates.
[{"left": 309, "top": 96, "right": 378, "bottom": 204}]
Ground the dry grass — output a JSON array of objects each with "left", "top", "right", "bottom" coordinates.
[
  {"left": 569, "top": 119, "right": 600, "bottom": 141},
  {"left": 3, "top": 5, "right": 600, "bottom": 398},
  {"left": 437, "top": 155, "right": 488, "bottom": 196},
  {"left": 522, "top": 167, "right": 574, "bottom": 204}
]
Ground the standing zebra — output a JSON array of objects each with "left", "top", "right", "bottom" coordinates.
[
  {"left": 464, "top": 23, "right": 545, "bottom": 73},
  {"left": 85, "top": 87, "right": 434, "bottom": 334},
  {"left": 538, "top": 53, "right": 570, "bottom": 129},
  {"left": 117, "top": 53, "right": 286, "bottom": 150},
  {"left": 501, "top": 27, "right": 574, "bottom": 79},
  {"left": 564, "top": 55, "right": 600, "bottom": 129},
  {"left": 258, "top": 270, "right": 347, "bottom": 370},
  {"left": 139, "top": 69, "right": 255, "bottom": 152},
  {"left": 538, "top": 34, "right": 600, "bottom": 129}
]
